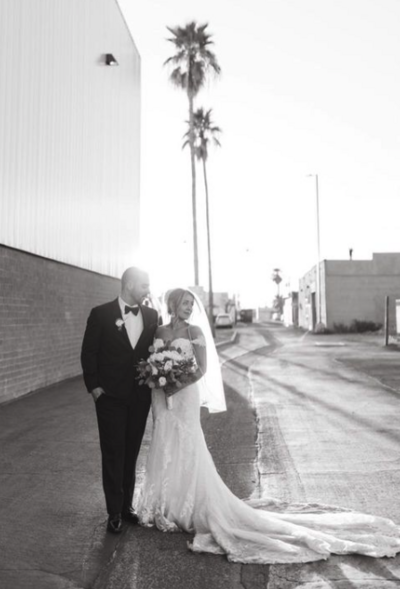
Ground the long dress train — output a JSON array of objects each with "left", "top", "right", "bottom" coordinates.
[{"left": 136, "top": 338, "right": 400, "bottom": 564}]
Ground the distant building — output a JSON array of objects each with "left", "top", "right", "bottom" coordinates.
[
  {"left": 299, "top": 253, "right": 400, "bottom": 332},
  {"left": 190, "top": 286, "right": 237, "bottom": 323},
  {"left": 283, "top": 292, "right": 299, "bottom": 327}
]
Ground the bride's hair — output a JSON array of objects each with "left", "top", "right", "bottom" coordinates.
[
  {"left": 166, "top": 288, "right": 194, "bottom": 315},
  {"left": 162, "top": 288, "right": 226, "bottom": 413}
]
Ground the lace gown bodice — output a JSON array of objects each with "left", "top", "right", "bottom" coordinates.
[
  {"left": 135, "top": 338, "right": 400, "bottom": 564},
  {"left": 136, "top": 338, "right": 202, "bottom": 532}
]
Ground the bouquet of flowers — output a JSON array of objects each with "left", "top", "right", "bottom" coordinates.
[{"left": 137, "top": 339, "right": 198, "bottom": 410}]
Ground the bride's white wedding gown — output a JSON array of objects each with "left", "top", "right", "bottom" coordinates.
[{"left": 136, "top": 338, "right": 400, "bottom": 564}]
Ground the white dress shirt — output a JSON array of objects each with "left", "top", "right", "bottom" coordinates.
[{"left": 118, "top": 296, "right": 144, "bottom": 349}]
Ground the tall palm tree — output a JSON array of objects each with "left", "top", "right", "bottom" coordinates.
[
  {"left": 183, "top": 108, "right": 221, "bottom": 332},
  {"left": 272, "top": 268, "right": 282, "bottom": 296},
  {"left": 165, "top": 22, "right": 221, "bottom": 286}
]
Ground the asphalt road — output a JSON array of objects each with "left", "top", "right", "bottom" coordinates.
[
  {"left": 1, "top": 323, "right": 400, "bottom": 588},
  {"left": 244, "top": 323, "right": 400, "bottom": 588}
]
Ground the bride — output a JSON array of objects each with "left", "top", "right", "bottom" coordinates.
[{"left": 136, "top": 288, "right": 400, "bottom": 564}]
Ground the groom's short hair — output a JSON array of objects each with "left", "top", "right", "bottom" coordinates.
[{"left": 121, "top": 266, "right": 145, "bottom": 288}]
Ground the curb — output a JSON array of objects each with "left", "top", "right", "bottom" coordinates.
[{"left": 215, "top": 329, "right": 238, "bottom": 348}]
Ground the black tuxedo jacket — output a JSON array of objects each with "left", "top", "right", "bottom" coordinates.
[{"left": 81, "top": 299, "right": 159, "bottom": 400}]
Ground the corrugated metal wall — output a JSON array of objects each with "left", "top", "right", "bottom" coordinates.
[{"left": 0, "top": 0, "right": 140, "bottom": 277}]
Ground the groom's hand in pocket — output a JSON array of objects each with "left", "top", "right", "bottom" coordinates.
[{"left": 91, "top": 387, "right": 105, "bottom": 402}]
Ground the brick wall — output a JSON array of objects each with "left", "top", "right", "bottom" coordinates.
[{"left": 0, "top": 245, "right": 120, "bottom": 403}]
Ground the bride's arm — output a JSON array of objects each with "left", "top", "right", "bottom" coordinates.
[{"left": 189, "top": 325, "right": 207, "bottom": 376}]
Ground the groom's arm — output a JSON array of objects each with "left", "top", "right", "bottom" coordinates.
[{"left": 81, "top": 307, "right": 103, "bottom": 394}]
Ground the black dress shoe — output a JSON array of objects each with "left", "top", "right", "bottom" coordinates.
[
  {"left": 107, "top": 514, "right": 122, "bottom": 534},
  {"left": 121, "top": 509, "right": 139, "bottom": 524}
]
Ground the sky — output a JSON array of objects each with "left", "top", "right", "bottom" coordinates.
[{"left": 119, "top": 0, "right": 400, "bottom": 307}]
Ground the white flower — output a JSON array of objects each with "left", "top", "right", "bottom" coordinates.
[
  {"left": 115, "top": 318, "right": 125, "bottom": 329},
  {"left": 153, "top": 338, "right": 164, "bottom": 350},
  {"left": 163, "top": 351, "right": 182, "bottom": 361},
  {"left": 151, "top": 366, "right": 159, "bottom": 376},
  {"left": 164, "top": 361, "right": 173, "bottom": 372},
  {"left": 158, "top": 376, "right": 167, "bottom": 387}
]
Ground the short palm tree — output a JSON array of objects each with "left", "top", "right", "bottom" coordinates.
[
  {"left": 165, "top": 22, "right": 221, "bottom": 286},
  {"left": 272, "top": 268, "right": 282, "bottom": 295},
  {"left": 271, "top": 269, "right": 284, "bottom": 320},
  {"left": 183, "top": 108, "right": 221, "bottom": 332}
]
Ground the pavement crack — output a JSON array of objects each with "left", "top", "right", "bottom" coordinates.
[
  {"left": 247, "top": 358, "right": 307, "bottom": 502},
  {"left": 80, "top": 518, "right": 125, "bottom": 589},
  {"left": 248, "top": 362, "right": 263, "bottom": 500}
]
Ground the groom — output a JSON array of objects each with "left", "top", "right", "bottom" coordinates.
[{"left": 81, "top": 267, "right": 159, "bottom": 533}]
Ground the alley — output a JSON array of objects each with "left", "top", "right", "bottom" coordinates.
[{"left": 1, "top": 324, "right": 400, "bottom": 588}]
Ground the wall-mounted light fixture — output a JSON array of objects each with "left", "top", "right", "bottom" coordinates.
[{"left": 105, "top": 53, "right": 118, "bottom": 66}]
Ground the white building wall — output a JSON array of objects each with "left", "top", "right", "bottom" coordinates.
[
  {"left": 299, "top": 269, "right": 315, "bottom": 330},
  {"left": 0, "top": 0, "right": 140, "bottom": 276},
  {"left": 298, "top": 261, "right": 327, "bottom": 330},
  {"left": 325, "top": 254, "right": 400, "bottom": 331}
]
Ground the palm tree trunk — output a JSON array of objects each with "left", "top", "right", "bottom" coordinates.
[
  {"left": 202, "top": 158, "right": 215, "bottom": 335},
  {"left": 188, "top": 93, "right": 199, "bottom": 286}
]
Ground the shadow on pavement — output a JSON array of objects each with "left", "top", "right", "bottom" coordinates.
[{"left": 0, "top": 346, "right": 260, "bottom": 589}]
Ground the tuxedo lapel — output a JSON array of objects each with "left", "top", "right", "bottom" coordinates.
[
  {"left": 136, "top": 304, "right": 159, "bottom": 354},
  {"left": 134, "top": 304, "right": 148, "bottom": 350},
  {"left": 111, "top": 299, "right": 132, "bottom": 349}
]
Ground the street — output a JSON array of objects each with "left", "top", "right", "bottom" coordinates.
[
  {"left": 241, "top": 324, "right": 400, "bottom": 588},
  {"left": 1, "top": 323, "right": 400, "bottom": 588}
]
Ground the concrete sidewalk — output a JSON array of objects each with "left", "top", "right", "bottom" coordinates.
[
  {"left": 0, "top": 326, "right": 240, "bottom": 589},
  {"left": 0, "top": 333, "right": 254, "bottom": 589},
  {"left": 0, "top": 376, "right": 115, "bottom": 589}
]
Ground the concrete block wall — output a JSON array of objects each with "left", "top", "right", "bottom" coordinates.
[
  {"left": 0, "top": 245, "right": 120, "bottom": 403},
  {"left": 325, "top": 274, "right": 400, "bottom": 332},
  {"left": 300, "top": 256, "right": 400, "bottom": 332}
]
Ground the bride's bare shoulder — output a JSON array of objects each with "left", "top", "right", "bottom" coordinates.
[
  {"left": 188, "top": 325, "right": 206, "bottom": 346},
  {"left": 189, "top": 325, "right": 203, "bottom": 338}
]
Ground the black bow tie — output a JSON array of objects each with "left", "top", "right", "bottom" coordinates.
[{"left": 125, "top": 305, "right": 139, "bottom": 316}]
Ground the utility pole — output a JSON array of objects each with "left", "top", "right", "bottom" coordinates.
[
  {"left": 385, "top": 295, "right": 390, "bottom": 346},
  {"left": 315, "top": 174, "right": 322, "bottom": 326},
  {"left": 307, "top": 173, "right": 325, "bottom": 331}
]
